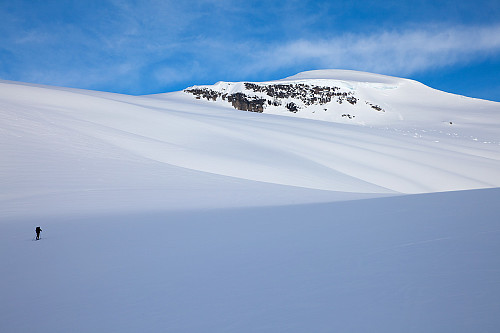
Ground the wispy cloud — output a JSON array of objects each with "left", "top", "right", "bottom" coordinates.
[
  {"left": 141, "top": 23, "right": 500, "bottom": 89},
  {"left": 243, "top": 24, "right": 500, "bottom": 76}
]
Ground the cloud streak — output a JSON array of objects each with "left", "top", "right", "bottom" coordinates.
[{"left": 243, "top": 24, "right": 500, "bottom": 76}]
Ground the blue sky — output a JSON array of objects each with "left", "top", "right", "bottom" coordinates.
[{"left": 1, "top": 0, "right": 500, "bottom": 101}]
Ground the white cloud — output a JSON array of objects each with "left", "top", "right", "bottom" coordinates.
[{"left": 244, "top": 24, "right": 500, "bottom": 76}]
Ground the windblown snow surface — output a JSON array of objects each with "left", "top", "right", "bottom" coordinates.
[{"left": 1, "top": 70, "right": 500, "bottom": 332}]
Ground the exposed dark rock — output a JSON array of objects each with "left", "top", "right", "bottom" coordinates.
[
  {"left": 184, "top": 88, "right": 221, "bottom": 101},
  {"left": 286, "top": 102, "right": 299, "bottom": 113},
  {"left": 185, "top": 82, "right": 367, "bottom": 114},
  {"left": 227, "top": 93, "right": 266, "bottom": 113},
  {"left": 244, "top": 83, "right": 343, "bottom": 106},
  {"left": 342, "top": 114, "right": 355, "bottom": 119},
  {"left": 346, "top": 96, "right": 358, "bottom": 105},
  {"left": 365, "top": 101, "right": 385, "bottom": 112}
]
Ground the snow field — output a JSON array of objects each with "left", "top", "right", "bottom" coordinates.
[
  {"left": 1, "top": 70, "right": 500, "bottom": 332},
  {"left": 2, "top": 188, "right": 500, "bottom": 332}
]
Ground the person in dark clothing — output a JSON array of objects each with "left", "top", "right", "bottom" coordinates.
[{"left": 35, "top": 226, "right": 42, "bottom": 240}]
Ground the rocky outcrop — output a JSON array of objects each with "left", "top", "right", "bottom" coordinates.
[
  {"left": 185, "top": 88, "right": 220, "bottom": 101},
  {"left": 227, "top": 93, "right": 266, "bottom": 113},
  {"left": 243, "top": 82, "right": 352, "bottom": 106},
  {"left": 184, "top": 88, "right": 266, "bottom": 113},
  {"left": 286, "top": 102, "right": 299, "bottom": 113},
  {"left": 365, "top": 101, "right": 385, "bottom": 112},
  {"left": 184, "top": 81, "right": 385, "bottom": 115}
]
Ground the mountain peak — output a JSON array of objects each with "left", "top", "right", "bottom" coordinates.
[
  {"left": 183, "top": 70, "right": 412, "bottom": 124},
  {"left": 183, "top": 69, "right": 499, "bottom": 132}
]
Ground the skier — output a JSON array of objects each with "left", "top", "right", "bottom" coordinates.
[{"left": 35, "top": 226, "right": 42, "bottom": 240}]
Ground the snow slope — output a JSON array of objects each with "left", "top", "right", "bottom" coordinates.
[
  {"left": 1, "top": 70, "right": 500, "bottom": 332},
  {"left": 2, "top": 69, "right": 500, "bottom": 220},
  {"left": 3, "top": 188, "right": 500, "bottom": 333}
]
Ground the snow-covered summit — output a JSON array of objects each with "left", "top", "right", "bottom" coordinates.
[
  {"left": 279, "top": 69, "right": 404, "bottom": 84},
  {"left": 184, "top": 70, "right": 500, "bottom": 135}
]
